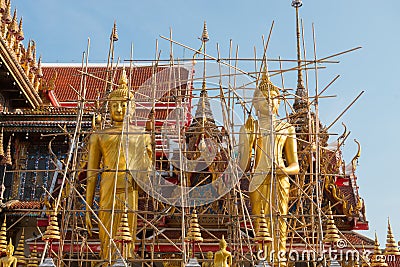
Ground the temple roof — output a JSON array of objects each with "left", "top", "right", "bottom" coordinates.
[{"left": 41, "top": 64, "right": 191, "bottom": 107}]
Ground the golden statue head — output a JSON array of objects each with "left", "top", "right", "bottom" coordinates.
[
  {"left": 219, "top": 235, "right": 227, "bottom": 249},
  {"left": 253, "top": 70, "right": 281, "bottom": 115},
  {"left": 206, "top": 251, "right": 213, "bottom": 259},
  {"left": 108, "top": 68, "right": 135, "bottom": 123},
  {"left": 6, "top": 238, "right": 14, "bottom": 256}
]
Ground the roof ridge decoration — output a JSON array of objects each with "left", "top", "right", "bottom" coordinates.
[{"left": 0, "top": 0, "right": 43, "bottom": 108}]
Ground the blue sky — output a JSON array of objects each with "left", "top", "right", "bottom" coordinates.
[{"left": 12, "top": 0, "right": 400, "bottom": 245}]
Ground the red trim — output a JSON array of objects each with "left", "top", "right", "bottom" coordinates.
[{"left": 47, "top": 90, "right": 61, "bottom": 107}]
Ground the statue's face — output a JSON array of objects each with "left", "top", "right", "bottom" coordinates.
[
  {"left": 110, "top": 98, "right": 128, "bottom": 122},
  {"left": 5, "top": 246, "right": 13, "bottom": 256},
  {"left": 109, "top": 97, "right": 135, "bottom": 123},
  {"left": 253, "top": 90, "right": 280, "bottom": 116}
]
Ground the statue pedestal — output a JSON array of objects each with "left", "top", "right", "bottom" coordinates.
[{"left": 185, "top": 258, "right": 201, "bottom": 267}]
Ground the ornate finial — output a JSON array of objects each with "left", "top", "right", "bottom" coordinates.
[
  {"left": 27, "top": 244, "right": 39, "bottom": 267},
  {"left": 351, "top": 139, "right": 361, "bottom": 172},
  {"left": 110, "top": 20, "right": 118, "bottom": 41},
  {"left": 185, "top": 209, "right": 203, "bottom": 243},
  {"left": 201, "top": 21, "right": 209, "bottom": 42},
  {"left": 0, "top": 0, "right": 5, "bottom": 13},
  {"left": 25, "top": 40, "right": 33, "bottom": 63},
  {"left": 7, "top": 9, "right": 17, "bottom": 33},
  {"left": 15, "top": 229, "right": 26, "bottom": 265},
  {"left": 254, "top": 207, "right": 273, "bottom": 243},
  {"left": 2, "top": 0, "right": 11, "bottom": 24},
  {"left": 114, "top": 209, "right": 132, "bottom": 243},
  {"left": 291, "top": 0, "right": 303, "bottom": 7},
  {"left": 371, "top": 233, "right": 388, "bottom": 267},
  {"left": 292, "top": 0, "right": 308, "bottom": 112},
  {"left": 42, "top": 211, "right": 60, "bottom": 241},
  {"left": 5, "top": 137, "right": 11, "bottom": 166},
  {"left": 323, "top": 203, "right": 341, "bottom": 244},
  {"left": 0, "top": 217, "right": 7, "bottom": 253},
  {"left": 36, "top": 56, "right": 43, "bottom": 78},
  {"left": 30, "top": 41, "right": 37, "bottom": 71},
  {"left": 16, "top": 17, "right": 23, "bottom": 41},
  {"left": 384, "top": 218, "right": 400, "bottom": 256},
  {"left": 0, "top": 128, "right": 4, "bottom": 157}
]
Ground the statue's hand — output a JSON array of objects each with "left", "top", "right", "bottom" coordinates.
[
  {"left": 275, "top": 164, "right": 287, "bottom": 175},
  {"left": 85, "top": 212, "right": 93, "bottom": 237}
]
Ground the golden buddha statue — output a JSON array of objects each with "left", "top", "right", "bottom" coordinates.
[
  {"left": 0, "top": 239, "right": 17, "bottom": 267},
  {"left": 213, "top": 236, "right": 232, "bottom": 267},
  {"left": 202, "top": 251, "right": 214, "bottom": 267},
  {"left": 239, "top": 70, "right": 299, "bottom": 266},
  {"left": 85, "top": 69, "right": 152, "bottom": 260}
]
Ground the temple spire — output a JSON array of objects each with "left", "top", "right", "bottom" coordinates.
[
  {"left": 384, "top": 218, "right": 400, "bottom": 256},
  {"left": 194, "top": 22, "right": 214, "bottom": 122},
  {"left": 370, "top": 233, "right": 388, "bottom": 267},
  {"left": 323, "top": 203, "right": 341, "bottom": 244},
  {"left": 0, "top": 216, "right": 7, "bottom": 253},
  {"left": 291, "top": 0, "right": 308, "bottom": 112},
  {"left": 15, "top": 228, "right": 26, "bottom": 265}
]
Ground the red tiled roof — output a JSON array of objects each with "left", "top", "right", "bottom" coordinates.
[{"left": 41, "top": 64, "right": 191, "bottom": 106}]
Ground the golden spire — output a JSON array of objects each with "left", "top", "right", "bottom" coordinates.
[
  {"left": 0, "top": 216, "right": 7, "bottom": 253},
  {"left": 26, "top": 40, "right": 33, "bottom": 62},
  {"left": 15, "top": 228, "right": 26, "bottom": 265},
  {"left": 16, "top": 17, "right": 23, "bottom": 41},
  {"left": 30, "top": 41, "right": 37, "bottom": 71},
  {"left": 0, "top": 0, "right": 5, "bottom": 13},
  {"left": 42, "top": 211, "right": 60, "bottom": 241},
  {"left": 2, "top": 0, "right": 11, "bottom": 24},
  {"left": 114, "top": 209, "right": 132, "bottom": 243},
  {"left": 370, "top": 233, "right": 388, "bottom": 267},
  {"left": 5, "top": 137, "right": 11, "bottom": 166},
  {"left": 7, "top": 9, "right": 17, "bottom": 34},
  {"left": 184, "top": 209, "right": 203, "bottom": 243},
  {"left": 36, "top": 56, "right": 43, "bottom": 78},
  {"left": 27, "top": 244, "right": 39, "bottom": 267},
  {"left": 323, "top": 203, "right": 341, "bottom": 244},
  {"left": 0, "top": 128, "right": 4, "bottom": 157},
  {"left": 384, "top": 218, "right": 400, "bottom": 256},
  {"left": 254, "top": 206, "right": 273, "bottom": 243},
  {"left": 360, "top": 242, "right": 370, "bottom": 267}
]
